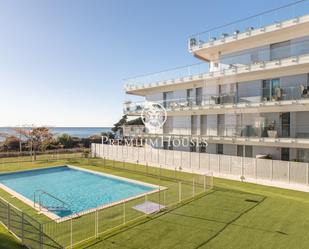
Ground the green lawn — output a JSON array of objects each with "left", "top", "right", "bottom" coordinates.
[
  {"left": 1, "top": 156, "right": 309, "bottom": 248},
  {"left": 78, "top": 177, "right": 309, "bottom": 249},
  {"left": 0, "top": 225, "right": 25, "bottom": 249}
]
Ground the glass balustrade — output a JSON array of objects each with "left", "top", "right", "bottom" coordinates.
[
  {"left": 147, "top": 123, "right": 309, "bottom": 140},
  {"left": 125, "top": 39, "right": 309, "bottom": 89},
  {"left": 124, "top": 85, "right": 309, "bottom": 114},
  {"left": 188, "top": 0, "right": 309, "bottom": 49}
]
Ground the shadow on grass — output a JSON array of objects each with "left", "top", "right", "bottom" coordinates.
[
  {"left": 0, "top": 231, "right": 25, "bottom": 249},
  {"left": 79, "top": 187, "right": 270, "bottom": 249}
]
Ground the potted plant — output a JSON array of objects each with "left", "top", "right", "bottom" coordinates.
[{"left": 267, "top": 121, "right": 278, "bottom": 138}]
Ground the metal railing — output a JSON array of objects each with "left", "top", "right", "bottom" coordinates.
[
  {"left": 42, "top": 156, "right": 213, "bottom": 248},
  {"left": 0, "top": 149, "right": 86, "bottom": 165},
  {"left": 0, "top": 196, "right": 63, "bottom": 249},
  {"left": 188, "top": 0, "right": 309, "bottom": 49},
  {"left": 34, "top": 190, "right": 69, "bottom": 212}
]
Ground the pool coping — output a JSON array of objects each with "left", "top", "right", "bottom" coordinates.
[{"left": 0, "top": 165, "right": 166, "bottom": 223}]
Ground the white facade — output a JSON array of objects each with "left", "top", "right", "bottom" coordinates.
[{"left": 124, "top": 13, "right": 309, "bottom": 163}]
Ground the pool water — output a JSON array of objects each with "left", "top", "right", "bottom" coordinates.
[{"left": 0, "top": 166, "right": 156, "bottom": 218}]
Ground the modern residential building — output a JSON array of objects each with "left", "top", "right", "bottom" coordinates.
[{"left": 123, "top": 3, "right": 309, "bottom": 162}]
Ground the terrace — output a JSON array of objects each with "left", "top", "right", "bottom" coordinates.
[
  {"left": 124, "top": 39, "right": 309, "bottom": 95},
  {"left": 188, "top": 0, "right": 309, "bottom": 61},
  {"left": 124, "top": 84, "right": 309, "bottom": 115}
]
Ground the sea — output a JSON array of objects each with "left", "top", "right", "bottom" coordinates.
[{"left": 0, "top": 127, "right": 111, "bottom": 141}]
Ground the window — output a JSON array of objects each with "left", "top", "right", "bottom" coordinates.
[
  {"left": 163, "top": 91, "right": 173, "bottom": 108},
  {"left": 217, "top": 144, "right": 223, "bottom": 154},
  {"left": 296, "top": 149, "right": 309, "bottom": 162},
  {"left": 245, "top": 146, "right": 253, "bottom": 157},
  {"left": 163, "top": 117, "right": 173, "bottom": 134},
  {"left": 217, "top": 114, "right": 225, "bottom": 136},
  {"left": 191, "top": 115, "right": 198, "bottom": 135},
  {"left": 190, "top": 141, "right": 197, "bottom": 152},
  {"left": 237, "top": 145, "right": 243, "bottom": 157},
  {"left": 196, "top": 87, "right": 203, "bottom": 105},
  {"left": 270, "top": 40, "right": 291, "bottom": 60},
  {"left": 199, "top": 143, "right": 207, "bottom": 153},
  {"left": 280, "top": 112, "right": 290, "bottom": 137},
  {"left": 262, "top": 78, "right": 280, "bottom": 101},
  {"left": 187, "top": 89, "right": 194, "bottom": 106},
  {"left": 281, "top": 148, "right": 289, "bottom": 161},
  {"left": 200, "top": 115, "right": 207, "bottom": 135},
  {"left": 163, "top": 141, "right": 169, "bottom": 150}
]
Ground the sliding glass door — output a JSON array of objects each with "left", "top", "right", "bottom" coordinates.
[{"left": 262, "top": 78, "right": 280, "bottom": 101}]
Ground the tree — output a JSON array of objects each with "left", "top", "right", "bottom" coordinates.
[
  {"left": 17, "top": 127, "right": 53, "bottom": 160},
  {"left": 57, "top": 134, "right": 79, "bottom": 149},
  {"left": 112, "top": 115, "right": 127, "bottom": 136},
  {"left": 2, "top": 136, "right": 20, "bottom": 151}
]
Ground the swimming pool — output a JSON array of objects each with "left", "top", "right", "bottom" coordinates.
[{"left": 0, "top": 166, "right": 159, "bottom": 221}]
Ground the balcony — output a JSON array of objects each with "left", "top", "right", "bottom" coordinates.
[
  {"left": 124, "top": 63, "right": 209, "bottom": 95},
  {"left": 142, "top": 123, "right": 309, "bottom": 149},
  {"left": 188, "top": 1, "right": 309, "bottom": 61},
  {"left": 124, "top": 85, "right": 309, "bottom": 115},
  {"left": 124, "top": 41, "right": 309, "bottom": 95}
]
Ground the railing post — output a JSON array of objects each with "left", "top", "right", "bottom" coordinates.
[
  {"left": 95, "top": 210, "right": 98, "bottom": 238},
  {"left": 39, "top": 223, "right": 43, "bottom": 249},
  {"left": 307, "top": 163, "right": 309, "bottom": 186},
  {"left": 7, "top": 203, "right": 10, "bottom": 231},
  {"left": 270, "top": 160, "right": 273, "bottom": 182},
  {"left": 208, "top": 154, "right": 210, "bottom": 171},
  {"left": 180, "top": 151, "right": 183, "bottom": 170},
  {"left": 145, "top": 195, "right": 148, "bottom": 216},
  {"left": 123, "top": 201, "right": 126, "bottom": 224},
  {"left": 21, "top": 213, "right": 24, "bottom": 245},
  {"left": 229, "top": 156, "right": 232, "bottom": 173},
  {"left": 203, "top": 175, "right": 206, "bottom": 191},
  {"left": 178, "top": 182, "right": 182, "bottom": 203},
  {"left": 70, "top": 218, "right": 73, "bottom": 248},
  {"left": 192, "top": 178, "right": 195, "bottom": 197},
  {"left": 288, "top": 161, "right": 291, "bottom": 183},
  {"left": 163, "top": 190, "right": 166, "bottom": 206},
  {"left": 255, "top": 158, "right": 257, "bottom": 179}
]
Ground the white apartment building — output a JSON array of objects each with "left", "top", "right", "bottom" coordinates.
[{"left": 123, "top": 3, "right": 309, "bottom": 163}]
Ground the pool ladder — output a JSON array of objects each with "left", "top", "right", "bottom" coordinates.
[{"left": 33, "top": 190, "right": 69, "bottom": 212}]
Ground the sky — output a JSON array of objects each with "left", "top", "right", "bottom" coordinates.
[{"left": 0, "top": 0, "right": 297, "bottom": 127}]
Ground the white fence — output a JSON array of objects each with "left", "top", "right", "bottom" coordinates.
[{"left": 92, "top": 143, "right": 309, "bottom": 189}]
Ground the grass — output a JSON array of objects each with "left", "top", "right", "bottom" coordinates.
[
  {"left": 0, "top": 224, "right": 25, "bottom": 249},
  {"left": 1, "top": 156, "right": 309, "bottom": 248},
  {"left": 79, "top": 177, "right": 309, "bottom": 249}
]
